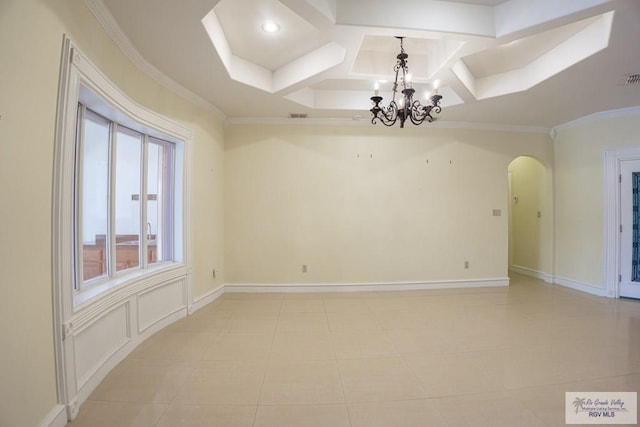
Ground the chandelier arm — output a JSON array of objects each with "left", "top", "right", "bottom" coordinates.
[
  {"left": 371, "top": 100, "right": 399, "bottom": 126},
  {"left": 407, "top": 102, "right": 427, "bottom": 125}
]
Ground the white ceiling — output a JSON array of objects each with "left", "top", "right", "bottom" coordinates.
[{"left": 92, "top": 0, "right": 640, "bottom": 130}]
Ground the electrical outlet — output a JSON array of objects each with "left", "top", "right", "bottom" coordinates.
[
  {"left": 464, "top": 261, "right": 469, "bottom": 269},
  {"left": 212, "top": 268, "right": 216, "bottom": 279},
  {"left": 302, "top": 264, "right": 308, "bottom": 273}
]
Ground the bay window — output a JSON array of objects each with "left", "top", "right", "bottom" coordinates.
[{"left": 75, "top": 86, "right": 179, "bottom": 293}]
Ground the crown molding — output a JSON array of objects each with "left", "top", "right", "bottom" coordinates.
[
  {"left": 551, "top": 105, "right": 640, "bottom": 139},
  {"left": 225, "top": 116, "right": 550, "bottom": 134},
  {"left": 83, "top": 0, "right": 226, "bottom": 121}
]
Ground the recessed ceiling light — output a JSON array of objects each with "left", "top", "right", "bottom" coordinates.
[{"left": 261, "top": 22, "right": 280, "bottom": 33}]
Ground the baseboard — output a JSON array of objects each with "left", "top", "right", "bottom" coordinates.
[
  {"left": 224, "top": 277, "right": 509, "bottom": 293},
  {"left": 39, "top": 404, "right": 67, "bottom": 427},
  {"left": 192, "top": 284, "right": 225, "bottom": 312},
  {"left": 510, "top": 265, "right": 553, "bottom": 283},
  {"left": 553, "top": 275, "right": 608, "bottom": 297}
]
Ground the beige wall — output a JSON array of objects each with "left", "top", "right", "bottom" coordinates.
[
  {"left": 224, "top": 124, "right": 553, "bottom": 285},
  {"left": 508, "top": 156, "right": 554, "bottom": 276},
  {"left": 554, "top": 113, "right": 640, "bottom": 287},
  {"left": 0, "top": 1, "right": 224, "bottom": 426}
]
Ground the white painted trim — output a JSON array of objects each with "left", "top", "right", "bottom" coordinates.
[
  {"left": 603, "top": 146, "right": 640, "bottom": 299},
  {"left": 192, "top": 285, "right": 225, "bottom": 312},
  {"left": 552, "top": 106, "right": 640, "bottom": 137},
  {"left": 52, "top": 35, "right": 74, "bottom": 413},
  {"left": 224, "top": 277, "right": 509, "bottom": 293},
  {"left": 39, "top": 405, "right": 67, "bottom": 427},
  {"left": 553, "top": 275, "right": 608, "bottom": 297},
  {"left": 225, "top": 116, "right": 550, "bottom": 134},
  {"left": 510, "top": 265, "right": 553, "bottom": 283},
  {"left": 73, "top": 264, "right": 188, "bottom": 318},
  {"left": 136, "top": 279, "right": 187, "bottom": 333},
  {"left": 82, "top": 0, "right": 225, "bottom": 120}
]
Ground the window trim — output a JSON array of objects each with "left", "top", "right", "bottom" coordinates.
[
  {"left": 52, "top": 39, "right": 193, "bottom": 417},
  {"left": 53, "top": 41, "right": 192, "bottom": 311}
]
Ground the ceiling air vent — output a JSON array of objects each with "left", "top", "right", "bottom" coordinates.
[
  {"left": 621, "top": 73, "right": 640, "bottom": 85},
  {"left": 289, "top": 113, "right": 308, "bottom": 118}
]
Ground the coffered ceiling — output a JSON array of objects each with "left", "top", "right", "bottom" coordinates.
[{"left": 89, "top": 0, "right": 640, "bottom": 130}]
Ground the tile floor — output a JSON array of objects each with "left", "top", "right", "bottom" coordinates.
[{"left": 68, "top": 274, "right": 640, "bottom": 426}]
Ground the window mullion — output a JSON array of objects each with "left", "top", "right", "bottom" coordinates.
[
  {"left": 108, "top": 121, "right": 118, "bottom": 277},
  {"left": 165, "top": 143, "right": 175, "bottom": 261},
  {"left": 74, "top": 104, "right": 86, "bottom": 289},
  {"left": 141, "top": 135, "right": 149, "bottom": 268}
]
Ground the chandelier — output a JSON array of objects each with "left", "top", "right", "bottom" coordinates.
[{"left": 370, "top": 37, "right": 443, "bottom": 128}]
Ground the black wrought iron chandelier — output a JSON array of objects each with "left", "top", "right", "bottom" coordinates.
[{"left": 370, "top": 37, "right": 443, "bottom": 128}]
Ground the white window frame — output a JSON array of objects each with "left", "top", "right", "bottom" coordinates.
[
  {"left": 52, "top": 38, "right": 192, "bottom": 417},
  {"left": 75, "top": 102, "right": 177, "bottom": 293}
]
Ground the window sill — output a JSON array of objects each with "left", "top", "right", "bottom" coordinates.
[{"left": 73, "top": 262, "right": 188, "bottom": 310}]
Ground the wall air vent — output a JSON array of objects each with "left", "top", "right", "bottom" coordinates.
[
  {"left": 621, "top": 73, "right": 640, "bottom": 85},
  {"left": 289, "top": 113, "right": 308, "bottom": 118}
]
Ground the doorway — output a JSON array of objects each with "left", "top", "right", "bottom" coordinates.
[
  {"left": 507, "top": 156, "right": 553, "bottom": 281},
  {"left": 604, "top": 147, "right": 640, "bottom": 299},
  {"left": 618, "top": 159, "right": 640, "bottom": 299}
]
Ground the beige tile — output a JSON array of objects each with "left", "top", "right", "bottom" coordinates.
[
  {"left": 435, "top": 392, "right": 548, "bottom": 427},
  {"left": 160, "top": 313, "right": 230, "bottom": 334},
  {"left": 511, "top": 383, "right": 576, "bottom": 427},
  {"left": 479, "top": 345, "right": 564, "bottom": 390},
  {"left": 129, "top": 331, "right": 216, "bottom": 361},
  {"left": 68, "top": 401, "right": 167, "bottom": 427},
  {"left": 451, "top": 330, "right": 514, "bottom": 353},
  {"left": 365, "top": 297, "right": 416, "bottom": 312},
  {"left": 260, "top": 360, "right": 344, "bottom": 405},
  {"left": 224, "top": 298, "right": 283, "bottom": 313},
  {"left": 332, "top": 332, "right": 397, "bottom": 359},
  {"left": 254, "top": 404, "right": 350, "bottom": 427},
  {"left": 348, "top": 399, "right": 448, "bottom": 427},
  {"left": 276, "top": 312, "right": 329, "bottom": 334},
  {"left": 192, "top": 300, "right": 233, "bottom": 318},
  {"left": 89, "top": 359, "right": 194, "bottom": 403},
  {"left": 270, "top": 332, "right": 335, "bottom": 361},
  {"left": 224, "top": 299, "right": 283, "bottom": 319},
  {"left": 572, "top": 373, "right": 640, "bottom": 393},
  {"left": 327, "top": 312, "right": 382, "bottom": 333},
  {"left": 338, "top": 357, "right": 426, "bottom": 402},
  {"left": 229, "top": 310, "right": 281, "bottom": 320},
  {"left": 203, "top": 333, "right": 272, "bottom": 361},
  {"left": 404, "top": 352, "right": 504, "bottom": 397},
  {"left": 385, "top": 329, "right": 458, "bottom": 355},
  {"left": 373, "top": 310, "right": 426, "bottom": 331},
  {"left": 224, "top": 318, "right": 278, "bottom": 334},
  {"left": 323, "top": 298, "right": 372, "bottom": 313},
  {"left": 72, "top": 274, "right": 640, "bottom": 427},
  {"left": 156, "top": 404, "right": 256, "bottom": 427},
  {"left": 175, "top": 360, "right": 267, "bottom": 405},
  {"left": 280, "top": 298, "right": 326, "bottom": 313}
]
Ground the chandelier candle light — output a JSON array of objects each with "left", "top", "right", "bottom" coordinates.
[{"left": 370, "top": 37, "right": 443, "bottom": 128}]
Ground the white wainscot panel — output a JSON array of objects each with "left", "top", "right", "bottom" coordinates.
[
  {"left": 137, "top": 278, "right": 186, "bottom": 333},
  {"left": 74, "top": 303, "right": 130, "bottom": 390}
]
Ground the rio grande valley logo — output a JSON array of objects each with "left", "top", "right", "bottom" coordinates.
[{"left": 566, "top": 392, "right": 637, "bottom": 424}]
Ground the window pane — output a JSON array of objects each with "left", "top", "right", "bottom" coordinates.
[
  {"left": 81, "top": 111, "right": 110, "bottom": 282},
  {"left": 114, "top": 127, "right": 142, "bottom": 272},
  {"left": 147, "top": 139, "right": 173, "bottom": 263}
]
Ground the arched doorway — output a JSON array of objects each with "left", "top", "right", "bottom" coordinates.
[{"left": 507, "top": 156, "right": 553, "bottom": 282}]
